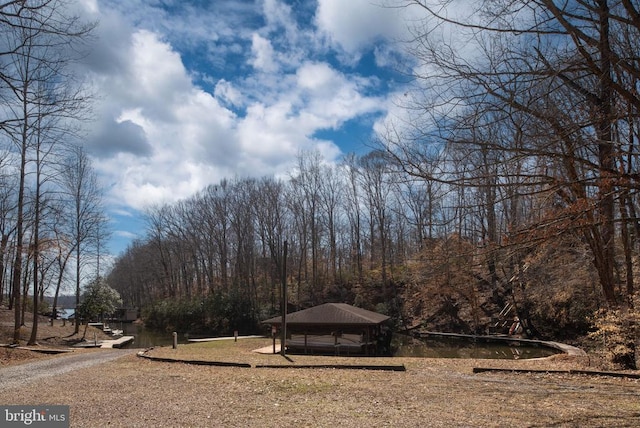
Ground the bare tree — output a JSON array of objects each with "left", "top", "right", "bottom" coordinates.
[
  {"left": 317, "top": 163, "right": 343, "bottom": 285},
  {"left": 0, "top": 159, "right": 17, "bottom": 306},
  {"left": 0, "top": 0, "right": 94, "bottom": 342},
  {"left": 359, "top": 151, "right": 393, "bottom": 290},
  {"left": 60, "top": 146, "right": 107, "bottom": 334},
  {"left": 49, "top": 210, "right": 76, "bottom": 320},
  {"left": 385, "top": 0, "right": 640, "bottom": 307},
  {"left": 289, "top": 151, "right": 323, "bottom": 304},
  {"left": 252, "top": 177, "right": 287, "bottom": 310},
  {"left": 341, "top": 154, "right": 364, "bottom": 283}
]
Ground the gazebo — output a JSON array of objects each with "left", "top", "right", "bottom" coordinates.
[{"left": 262, "top": 303, "right": 391, "bottom": 356}]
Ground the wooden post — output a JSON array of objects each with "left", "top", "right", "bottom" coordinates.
[
  {"left": 272, "top": 325, "right": 277, "bottom": 354},
  {"left": 281, "top": 240, "right": 288, "bottom": 357},
  {"left": 172, "top": 332, "right": 178, "bottom": 349}
]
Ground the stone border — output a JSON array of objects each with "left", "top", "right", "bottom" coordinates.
[
  {"left": 537, "top": 340, "right": 586, "bottom": 356},
  {"left": 137, "top": 333, "right": 586, "bottom": 372}
]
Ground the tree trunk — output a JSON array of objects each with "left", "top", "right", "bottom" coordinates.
[{"left": 594, "top": 0, "right": 617, "bottom": 306}]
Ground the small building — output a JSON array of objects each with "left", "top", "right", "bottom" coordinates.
[{"left": 262, "top": 303, "right": 391, "bottom": 356}]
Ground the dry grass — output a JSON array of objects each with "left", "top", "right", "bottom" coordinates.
[{"left": 3, "top": 336, "right": 640, "bottom": 427}]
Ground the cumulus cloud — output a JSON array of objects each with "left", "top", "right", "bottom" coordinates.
[
  {"left": 77, "top": 0, "right": 404, "bottom": 245},
  {"left": 314, "top": 0, "right": 405, "bottom": 60},
  {"left": 262, "top": 0, "right": 301, "bottom": 44},
  {"left": 250, "top": 33, "right": 279, "bottom": 73},
  {"left": 85, "top": 25, "right": 241, "bottom": 209},
  {"left": 88, "top": 118, "right": 151, "bottom": 158},
  {"left": 214, "top": 79, "right": 243, "bottom": 108},
  {"left": 296, "top": 62, "right": 383, "bottom": 124}
]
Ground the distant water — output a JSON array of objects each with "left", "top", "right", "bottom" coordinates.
[{"left": 57, "top": 308, "right": 75, "bottom": 320}]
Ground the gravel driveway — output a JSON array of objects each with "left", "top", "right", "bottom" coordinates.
[{"left": 0, "top": 349, "right": 137, "bottom": 391}]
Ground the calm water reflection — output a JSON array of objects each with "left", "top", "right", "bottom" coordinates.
[{"left": 392, "top": 334, "right": 560, "bottom": 359}]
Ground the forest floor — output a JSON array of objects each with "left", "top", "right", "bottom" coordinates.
[{"left": 2, "top": 307, "right": 640, "bottom": 427}]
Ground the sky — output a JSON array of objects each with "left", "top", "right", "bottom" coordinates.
[{"left": 74, "top": 0, "right": 423, "bottom": 258}]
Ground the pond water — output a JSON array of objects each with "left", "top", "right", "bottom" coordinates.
[
  {"left": 392, "top": 334, "right": 560, "bottom": 360},
  {"left": 121, "top": 323, "right": 191, "bottom": 348}
]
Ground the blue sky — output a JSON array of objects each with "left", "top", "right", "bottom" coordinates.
[{"left": 75, "top": 0, "right": 424, "bottom": 258}]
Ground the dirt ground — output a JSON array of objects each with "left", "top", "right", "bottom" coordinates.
[{"left": 2, "top": 308, "right": 640, "bottom": 427}]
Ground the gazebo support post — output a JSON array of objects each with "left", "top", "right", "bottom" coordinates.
[{"left": 280, "top": 241, "right": 288, "bottom": 357}]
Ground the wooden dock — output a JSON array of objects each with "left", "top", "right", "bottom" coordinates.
[{"left": 100, "top": 336, "right": 134, "bottom": 349}]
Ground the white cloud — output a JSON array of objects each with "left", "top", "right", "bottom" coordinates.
[
  {"left": 80, "top": 0, "right": 397, "bottom": 232},
  {"left": 126, "top": 31, "right": 193, "bottom": 120},
  {"left": 114, "top": 230, "right": 138, "bottom": 240},
  {"left": 296, "top": 62, "right": 383, "bottom": 125},
  {"left": 262, "top": 0, "right": 299, "bottom": 42},
  {"left": 214, "top": 79, "right": 243, "bottom": 107},
  {"left": 86, "top": 28, "right": 240, "bottom": 210},
  {"left": 65, "top": 0, "right": 501, "bottom": 257},
  {"left": 315, "top": 0, "right": 405, "bottom": 60},
  {"left": 78, "top": 0, "right": 99, "bottom": 15},
  {"left": 250, "top": 33, "right": 279, "bottom": 73}
]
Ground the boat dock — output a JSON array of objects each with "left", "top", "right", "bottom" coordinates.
[
  {"left": 100, "top": 336, "right": 134, "bottom": 348},
  {"left": 72, "top": 335, "right": 134, "bottom": 349}
]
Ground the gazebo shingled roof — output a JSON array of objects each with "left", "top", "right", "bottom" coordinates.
[{"left": 262, "top": 303, "right": 390, "bottom": 326}]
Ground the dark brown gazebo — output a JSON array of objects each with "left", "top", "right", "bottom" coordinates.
[{"left": 262, "top": 303, "right": 391, "bottom": 356}]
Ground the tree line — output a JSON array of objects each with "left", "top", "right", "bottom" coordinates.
[
  {"left": 108, "top": 151, "right": 442, "bottom": 325},
  {"left": 0, "top": 1, "right": 106, "bottom": 343}
]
